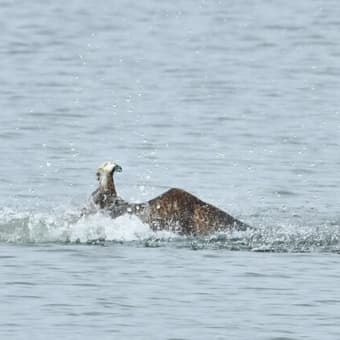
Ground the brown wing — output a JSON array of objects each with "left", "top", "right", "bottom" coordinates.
[{"left": 146, "top": 188, "right": 248, "bottom": 235}]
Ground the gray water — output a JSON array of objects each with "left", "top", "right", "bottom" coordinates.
[{"left": 0, "top": 0, "right": 340, "bottom": 339}]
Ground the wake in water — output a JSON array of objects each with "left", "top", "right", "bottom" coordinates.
[{"left": 0, "top": 207, "right": 339, "bottom": 253}]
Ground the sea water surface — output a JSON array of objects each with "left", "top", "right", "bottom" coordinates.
[{"left": 0, "top": 0, "right": 340, "bottom": 339}]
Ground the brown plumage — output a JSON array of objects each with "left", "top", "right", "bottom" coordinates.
[
  {"left": 88, "top": 161, "right": 250, "bottom": 235},
  {"left": 143, "top": 188, "right": 249, "bottom": 235}
]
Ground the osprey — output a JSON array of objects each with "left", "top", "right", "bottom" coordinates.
[{"left": 87, "top": 161, "right": 250, "bottom": 235}]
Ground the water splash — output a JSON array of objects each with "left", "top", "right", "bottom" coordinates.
[
  {"left": 0, "top": 207, "right": 175, "bottom": 244},
  {"left": 0, "top": 207, "right": 339, "bottom": 252},
  {"left": 196, "top": 223, "right": 340, "bottom": 253}
]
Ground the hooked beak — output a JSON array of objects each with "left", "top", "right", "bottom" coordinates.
[{"left": 114, "top": 164, "right": 122, "bottom": 173}]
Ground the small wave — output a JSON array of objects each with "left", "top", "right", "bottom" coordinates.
[
  {"left": 0, "top": 207, "right": 339, "bottom": 252},
  {"left": 195, "top": 223, "right": 340, "bottom": 253},
  {"left": 0, "top": 207, "right": 176, "bottom": 244}
]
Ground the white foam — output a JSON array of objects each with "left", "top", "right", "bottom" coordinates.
[
  {"left": 0, "top": 207, "right": 339, "bottom": 252},
  {"left": 69, "top": 213, "right": 153, "bottom": 243},
  {"left": 0, "top": 207, "right": 177, "bottom": 244}
]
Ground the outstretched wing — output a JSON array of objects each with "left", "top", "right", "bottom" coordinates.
[{"left": 146, "top": 188, "right": 249, "bottom": 235}]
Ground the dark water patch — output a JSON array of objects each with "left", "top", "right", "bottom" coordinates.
[
  {"left": 291, "top": 168, "right": 315, "bottom": 175},
  {"left": 0, "top": 131, "right": 23, "bottom": 139},
  {"left": 293, "top": 303, "right": 317, "bottom": 307},
  {"left": 70, "top": 283, "right": 100, "bottom": 287},
  {"left": 80, "top": 311, "right": 118, "bottom": 317},
  {"left": 241, "top": 287, "right": 292, "bottom": 292},
  {"left": 315, "top": 297, "right": 340, "bottom": 304},
  {"left": 34, "top": 247, "right": 84, "bottom": 254},
  {"left": 5, "top": 281, "right": 36, "bottom": 286},
  {"left": 274, "top": 190, "right": 297, "bottom": 197},
  {"left": 4, "top": 294, "right": 41, "bottom": 299},
  {"left": 243, "top": 271, "right": 269, "bottom": 278},
  {"left": 264, "top": 24, "right": 304, "bottom": 32},
  {"left": 43, "top": 303, "right": 80, "bottom": 308}
]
